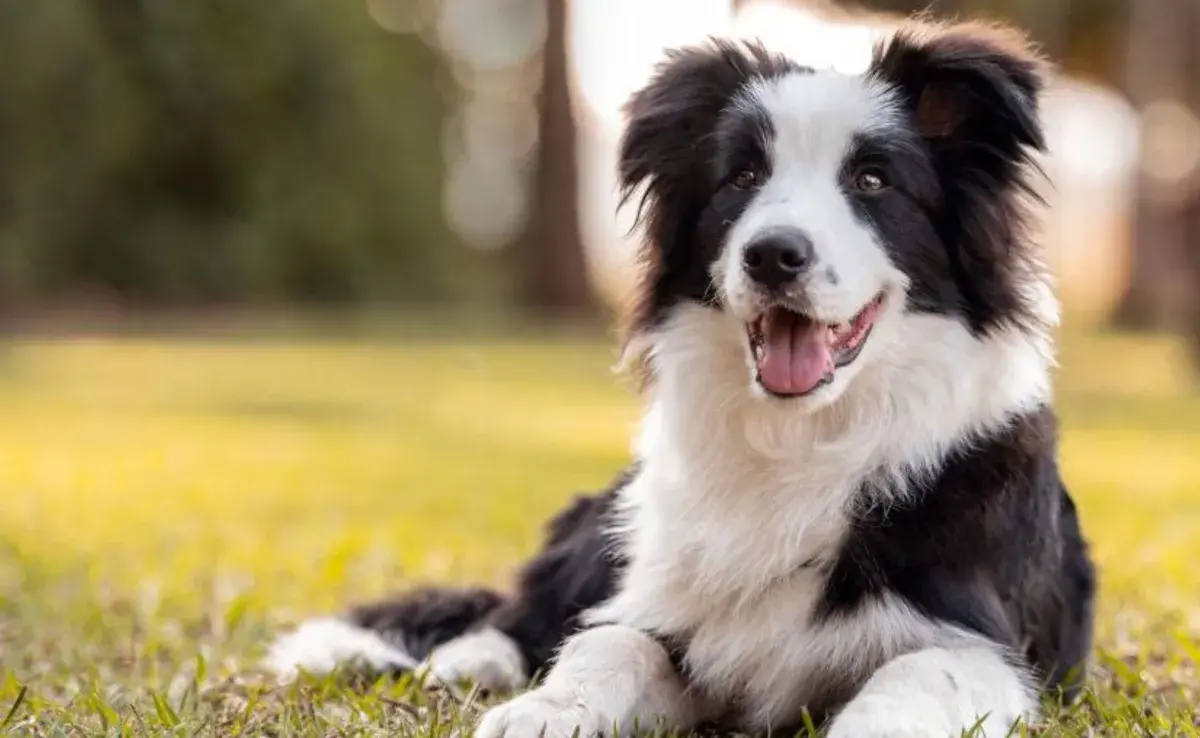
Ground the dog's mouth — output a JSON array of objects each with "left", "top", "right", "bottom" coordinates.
[{"left": 746, "top": 293, "right": 885, "bottom": 398}]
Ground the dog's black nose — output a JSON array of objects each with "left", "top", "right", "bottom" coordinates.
[{"left": 742, "top": 229, "right": 814, "bottom": 290}]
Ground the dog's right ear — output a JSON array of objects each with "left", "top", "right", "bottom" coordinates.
[{"left": 617, "top": 40, "right": 794, "bottom": 371}]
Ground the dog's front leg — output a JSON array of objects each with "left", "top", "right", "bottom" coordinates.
[
  {"left": 826, "top": 642, "right": 1037, "bottom": 738},
  {"left": 474, "top": 624, "right": 702, "bottom": 738}
]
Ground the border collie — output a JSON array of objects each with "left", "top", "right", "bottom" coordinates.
[{"left": 265, "top": 20, "right": 1096, "bottom": 738}]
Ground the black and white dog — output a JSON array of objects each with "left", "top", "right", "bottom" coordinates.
[{"left": 266, "top": 20, "right": 1096, "bottom": 738}]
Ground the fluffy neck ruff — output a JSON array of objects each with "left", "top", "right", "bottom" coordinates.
[{"left": 630, "top": 301, "right": 1055, "bottom": 507}]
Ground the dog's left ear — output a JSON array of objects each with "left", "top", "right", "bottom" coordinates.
[
  {"left": 870, "top": 24, "right": 1054, "bottom": 335},
  {"left": 869, "top": 23, "right": 1046, "bottom": 153}
]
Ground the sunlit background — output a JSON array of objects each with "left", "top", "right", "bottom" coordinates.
[
  {"left": 0, "top": 0, "right": 1196, "bottom": 331},
  {"left": 0, "top": 0, "right": 1197, "bottom": 734}
]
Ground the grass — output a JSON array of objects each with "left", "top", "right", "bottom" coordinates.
[{"left": 0, "top": 321, "right": 1197, "bottom": 736}]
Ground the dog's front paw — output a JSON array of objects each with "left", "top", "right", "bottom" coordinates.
[
  {"left": 826, "top": 695, "right": 1021, "bottom": 738},
  {"left": 826, "top": 696, "right": 955, "bottom": 738},
  {"left": 475, "top": 689, "right": 603, "bottom": 738}
]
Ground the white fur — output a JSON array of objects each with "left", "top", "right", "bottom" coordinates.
[
  {"left": 827, "top": 643, "right": 1037, "bottom": 738},
  {"left": 475, "top": 625, "right": 708, "bottom": 738},
  {"left": 418, "top": 627, "right": 527, "bottom": 694},
  {"left": 262, "top": 617, "right": 416, "bottom": 680}
]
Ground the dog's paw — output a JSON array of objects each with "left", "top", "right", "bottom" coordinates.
[
  {"left": 475, "top": 689, "right": 603, "bottom": 738},
  {"left": 419, "top": 628, "right": 526, "bottom": 696},
  {"left": 826, "top": 695, "right": 1019, "bottom": 738},
  {"left": 826, "top": 696, "right": 954, "bottom": 738}
]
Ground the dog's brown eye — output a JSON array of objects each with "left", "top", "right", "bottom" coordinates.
[
  {"left": 854, "top": 169, "right": 887, "bottom": 193},
  {"left": 732, "top": 169, "right": 760, "bottom": 190}
]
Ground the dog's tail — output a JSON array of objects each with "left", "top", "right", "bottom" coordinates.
[{"left": 262, "top": 585, "right": 505, "bottom": 681}]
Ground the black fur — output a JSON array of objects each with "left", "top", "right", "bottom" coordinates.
[
  {"left": 482, "top": 473, "right": 630, "bottom": 676},
  {"left": 866, "top": 26, "right": 1050, "bottom": 336},
  {"left": 349, "top": 586, "right": 504, "bottom": 664},
  {"left": 341, "top": 467, "right": 631, "bottom": 681},
  {"left": 813, "top": 407, "right": 1095, "bottom": 715}
]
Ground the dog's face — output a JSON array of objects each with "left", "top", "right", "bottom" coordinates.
[
  {"left": 711, "top": 72, "right": 913, "bottom": 403},
  {"left": 619, "top": 25, "right": 1049, "bottom": 412}
]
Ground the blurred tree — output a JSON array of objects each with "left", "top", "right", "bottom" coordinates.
[
  {"left": 517, "top": 0, "right": 594, "bottom": 316},
  {"left": 0, "top": 0, "right": 478, "bottom": 307},
  {"left": 856, "top": 0, "right": 1126, "bottom": 88},
  {"left": 1184, "top": 1, "right": 1200, "bottom": 366},
  {"left": 1111, "top": 0, "right": 1196, "bottom": 334}
]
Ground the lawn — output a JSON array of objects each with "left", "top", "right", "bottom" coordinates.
[{"left": 0, "top": 321, "right": 1197, "bottom": 736}]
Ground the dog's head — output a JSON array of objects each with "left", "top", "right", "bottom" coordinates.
[{"left": 618, "top": 22, "right": 1053, "bottom": 414}]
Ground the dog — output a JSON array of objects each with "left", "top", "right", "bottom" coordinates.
[{"left": 265, "top": 20, "right": 1096, "bottom": 738}]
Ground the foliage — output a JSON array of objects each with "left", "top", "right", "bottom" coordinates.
[
  {"left": 0, "top": 324, "right": 1197, "bottom": 735},
  {"left": 0, "top": 1, "right": 480, "bottom": 305}
]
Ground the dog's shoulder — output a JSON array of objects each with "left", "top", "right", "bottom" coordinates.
[{"left": 818, "top": 405, "right": 1094, "bottom": 690}]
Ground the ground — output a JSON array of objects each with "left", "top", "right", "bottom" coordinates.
[{"left": 0, "top": 319, "right": 1197, "bottom": 736}]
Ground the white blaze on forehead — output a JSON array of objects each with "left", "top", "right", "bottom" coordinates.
[{"left": 742, "top": 70, "right": 901, "bottom": 171}]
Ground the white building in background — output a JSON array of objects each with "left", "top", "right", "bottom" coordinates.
[{"left": 570, "top": 0, "right": 1141, "bottom": 321}]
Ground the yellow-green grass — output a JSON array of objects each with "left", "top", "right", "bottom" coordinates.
[{"left": 0, "top": 323, "right": 1197, "bottom": 736}]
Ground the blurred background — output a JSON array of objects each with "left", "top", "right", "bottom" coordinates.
[
  {"left": 0, "top": 1, "right": 1199, "bottom": 732},
  {"left": 0, "top": 0, "right": 1195, "bottom": 346}
]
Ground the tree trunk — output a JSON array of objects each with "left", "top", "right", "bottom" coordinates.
[
  {"left": 1024, "top": 0, "right": 1068, "bottom": 65},
  {"left": 1111, "top": 0, "right": 1191, "bottom": 330},
  {"left": 519, "top": 0, "right": 594, "bottom": 316},
  {"left": 1186, "top": 193, "right": 1200, "bottom": 367},
  {"left": 1184, "top": 0, "right": 1200, "bottom": 366}
]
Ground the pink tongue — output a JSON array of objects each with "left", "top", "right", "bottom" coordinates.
[{"left": 758, "top": 310, "right": 833, "bottom": 396}]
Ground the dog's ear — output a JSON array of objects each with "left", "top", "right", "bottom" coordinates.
[
  {"left": 869, "top": 23, "right": 1046, "bottom": 153},
  {"left": 617, "top": 41, "right": 794, "bottom": 376},
  {"left": 618, "top": 40, "right": 787, "bottom": 212},
  {"left": 870, "top": 24, "right": 1053, "bottom": 335}
]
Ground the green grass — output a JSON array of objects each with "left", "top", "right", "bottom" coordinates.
[{"left": 0, "top": 323, "right": 1197, "bottom": 736}]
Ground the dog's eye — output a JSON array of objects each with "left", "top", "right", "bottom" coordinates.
[
  {"left": 854, "top": 168, "right": 887, "bottom": 193},
  {"left": 732, "top": 168, "right": 760, "bottom": 190}
]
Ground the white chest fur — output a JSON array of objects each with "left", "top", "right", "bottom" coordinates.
[
  {"left": 587, "top": 304, "right": 1054, "bottom": 727},
  {"left": 588, "top": 406, "right": 928, "bottom": 727}
]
